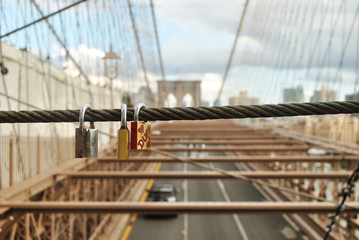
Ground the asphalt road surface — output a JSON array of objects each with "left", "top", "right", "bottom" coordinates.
[{"left": 126, "top": 149, "right": 308, "bottom": 240}]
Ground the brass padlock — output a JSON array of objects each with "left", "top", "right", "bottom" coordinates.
[
  {"left": 117, "top": 104, "right": 129, "bottom": 160},
  {"left": 130, "top": 103, "right": 151, "bottom": 150},
  {"left": 75, "top": 104, "right": 98, "bottom": 158}
]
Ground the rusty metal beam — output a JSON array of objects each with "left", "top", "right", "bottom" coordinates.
[
  {"left": 58, "top": 171, "right": 352, "bottom": 179},
  {"left": 157, "top": 129, "right": 268, "bottom": 133},
  {"left": 152, "top": 139, "right": 301, "bottom": 145},
  {"left": 154, "top": 145, "right": 312, "bottom": 152},
  {"left": 0, "top": 158, "right": 90, "bottom": 215},
  {"left": 151, "top": 135, "right": 277, "bottom": 140},
  {"left": 0, "top": 212, "right": 23, "bottom": 239},
  {"left": 2, "top": 201, "right": 359, "bottom": 214},
  {"left": 276, "top": 128, "right": 359, "bottom": 155},
  {"left": 95, "top": 155, "right": 358, "bottom": 163}
]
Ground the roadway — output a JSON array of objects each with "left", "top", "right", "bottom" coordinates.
[{"left": 126, "top": 149, "right": 309, "bottom": 240}]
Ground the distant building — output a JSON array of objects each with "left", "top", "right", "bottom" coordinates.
[
  {"left": 310, "top": 85, "right": 337, "bottom": 102},
  {"left": 283, "top": 86, "right": 304, "bottom": 103},
  {"left": 345, "top": 92, "right": 359, "bottom": 101},
  {"left": 229, "top": 91, "right": 259, "bottom": 105},
  {"left": 345, "top": 92, "right": 359, "bottom": 117}
]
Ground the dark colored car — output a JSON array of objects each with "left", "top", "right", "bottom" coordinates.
[{"left": 146, "top": 184, "right": 179, "bottom": 217}]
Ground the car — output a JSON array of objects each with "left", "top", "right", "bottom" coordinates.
[{"left": 145, "top": 184, "right": 179, "bottom": 217}]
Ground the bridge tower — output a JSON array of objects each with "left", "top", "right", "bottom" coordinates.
[{"left": 157, "top": 80, "right": 202, "bottom": 107}]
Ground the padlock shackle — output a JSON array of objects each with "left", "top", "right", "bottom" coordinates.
[
  {"left": 79, "top": 104, "right": 92, "bottom": 128},
  {"left": 121, "top": 104, "right": 127, "bottom": 128},
  {"left": 134, "top": 103, "right": 147, "bottom": 122}
]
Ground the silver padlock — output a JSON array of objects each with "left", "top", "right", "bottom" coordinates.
[{"left": 75, "top": 104, "right": 98, "bottom": 158}]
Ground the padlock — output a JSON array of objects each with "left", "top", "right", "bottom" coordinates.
[
  {"left": 75, "top": 104, "right": 98, "bottom": 158},
  {"left": 130, "top": 103, "right": 151, "bottom": 150},
  {"left": 117, "top": 104, "right": 129, "bottom": 160}
]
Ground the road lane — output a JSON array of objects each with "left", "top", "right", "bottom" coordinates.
[
  {"left": 186, "top": 163, "right": 247, "bottom": 240},
  {"left": 126, "top": 162, "right": 184, "bottom": 240},
  {"left": 126, "top": 150, "right": 308, "bottom": 240},
  {"left": 211, "top": 161, "right": 307, "bottom": 240}
]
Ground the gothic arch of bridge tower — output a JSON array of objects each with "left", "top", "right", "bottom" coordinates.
[{"left": 157, "top": 80, "right": 202, "bottom": 107}]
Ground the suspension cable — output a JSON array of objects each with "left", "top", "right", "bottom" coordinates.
[
  {"left": 126, "top": 0, "right": 155, "bottom": 105},
  {"left": 150, "top": 0, "right": 166, "bottom": 82},
  {"left": 30, "top": 0, "right": 94, "bottom": 104},
  {"left": 214, "top": 0, "right": 250, "bottom": 105},
  {"left": 0, "top": 100, "right": 358, "bottom": 123},
  {"left": 0, "top": 0, "right": 87, "bottom": 39}
]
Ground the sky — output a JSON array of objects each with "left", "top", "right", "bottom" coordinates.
[
  {"left": 153, "top": 0, "right": 359, "bottom": 105},
  {"left": 1, "top": 0, "right": 359, "bottom": 106}
]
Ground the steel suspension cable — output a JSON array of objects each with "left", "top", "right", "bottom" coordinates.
[
  {"left": 229, "top": 0, "right": 259, "bottom": 99},
  {"left": 292, "top": 0, "right": 319, "bottom": 85},
  {"left": 332, "top": 1, "right": 359, "bottom": 85},
  {"left": 314, "top": 0, "right": 354, "bottom": 90},
  {"left": 244, "top": 0, "right": 269, "bottom": 93},
  {"left": 0, "top": 0, "right": 86, "bottom": 39},
  {"left": 147, "top": 1, "right": 164, "bottom": 81},
  {"left": 30, "top": 0, "right": 94, "bottom": 104},
  {"left": 284, "top": 1, "right": 304, "bottom": 85},
  {"left": 353, "top": 12, "right": 359, "bottom": 95},
  {"left": 126, "top": 0, "right": 155, "bottom": 105},
  {"left": 214, "top": 0, "right": 250, "bottom": 105},
  {"left": 305, "top": 0, "right": 334, "bottom": 76},
  {"left": 0, "top": 100, "right": 359, "bottom": 123},
  {"left": 255, "top": 0, "right": 283, "bottom": 103},
  {"left": 265, "top": 1, "right": 290, "bottom": 101}
]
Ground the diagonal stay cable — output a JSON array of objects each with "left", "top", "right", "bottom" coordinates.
[
  {"left": 149, "top": 149, "right": 359, "bottom": 214},
  {"left": 0, "top": 100, "right": 359, "bottom": 123},
  {"left": 151, "top": 147, "right": 359, "bottom": 239},
  {"left": 0, "top": 0, "right": 87, "bottom": 39},
  {"left": 150, "top": 149, "right": 329, "bottom": 202},
  {"left": 215, "top": 0, "right": 250, "bottom": 105}
]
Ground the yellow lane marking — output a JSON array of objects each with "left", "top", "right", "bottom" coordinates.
[
  {"left": 130, "top": 213, "right": 138, "bottom": 223},
  {"left": 154, "top": 162, "right": 162, "bottom": 172},
  {"left": 120, "top": 162, "right": 162, "bottom": 240},
  {"left": 120, "top": 225, "right": 133, "bottom": 240}
]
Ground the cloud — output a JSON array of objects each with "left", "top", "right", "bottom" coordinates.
[
  {"left": 155, "top": 0, "right": 359, "bottom": 75},
  {"left": 59, "top": 44, "right": 105, "bottom": 77},
  {"left": 8, "top": 0, "right": 359, "bottom": 106},
  {"left": 161, "top": 38, "right": 230, "bottom": 74}
]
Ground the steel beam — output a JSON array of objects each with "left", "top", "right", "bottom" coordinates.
[
  {"left": 151, "top": 135, "right": 276, "bottom": 140},
  {"left": 58, "top": 171, "right": 352, "bottom": 179},
  {"left": 95, "top": 155, "right": 358, "bottom": 163},
  {"left": 154, "top": 146, "right": 311, "bottom": 152},
  {"left": 1, "top": 201, "right": 359, "bottom": 214},
  {"left": 156, "top": 129, "right": 268, "bottom": 134},
  {"left": 152, "top": 139, "right": 301, "bottom": 145},
  {"left": 0, "top": 158, "right": 90, "bottom": 215}
]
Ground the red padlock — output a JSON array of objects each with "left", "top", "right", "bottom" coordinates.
[{"left": 130, "top": 103, "right": 151, "bottom": 150}]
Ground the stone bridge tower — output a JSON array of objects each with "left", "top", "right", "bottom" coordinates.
[{"left": 157, "top": 80, "right": 202, "bottom": 107}]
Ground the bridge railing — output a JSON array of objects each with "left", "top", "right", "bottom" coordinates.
[
  {"left": 0, "top": 136, "right": 74, "bottom": 189},
  {"left": 246, "top": 149, "right": 359, "bottom": 238}
]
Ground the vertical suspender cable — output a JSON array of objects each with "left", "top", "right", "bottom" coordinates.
[
  {"left": 30, "top": 0, "right": 94, "bottom": 105},
  {"left": 149, "top": 0, "right": 166, "bottom": 82},
  {"left": 126, "top": 0, "right": 155, "bottom": 105},
  {"left": 214, "top": 0, "right": 250, "bottom": 105}
]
